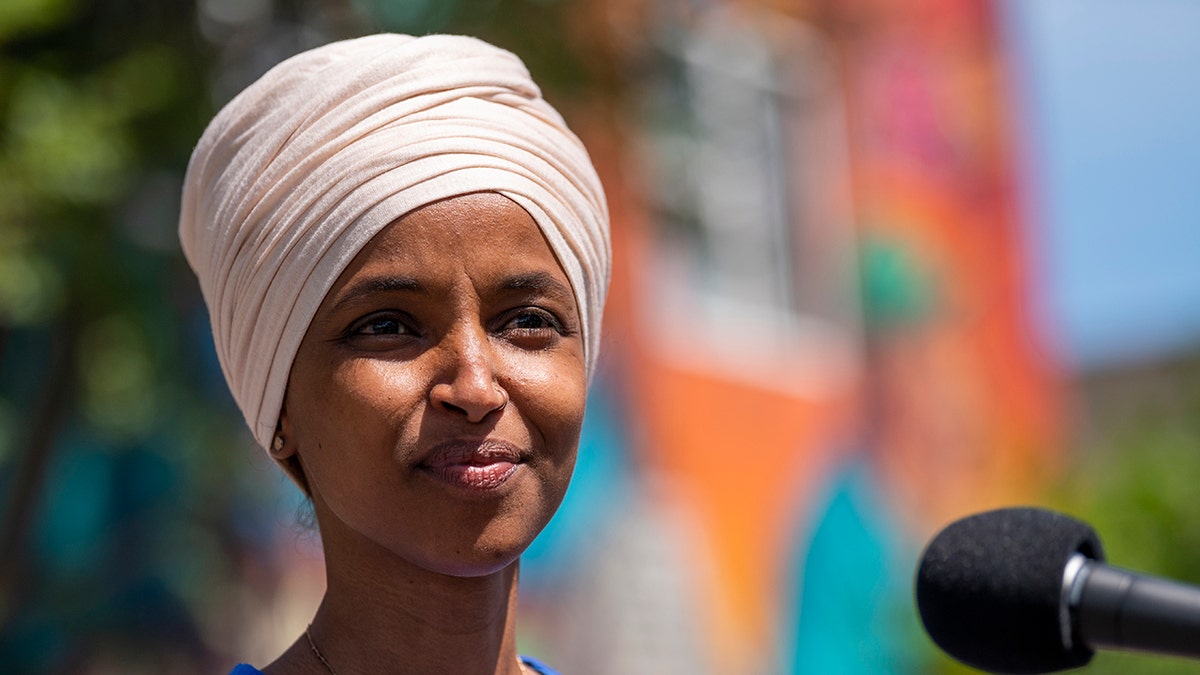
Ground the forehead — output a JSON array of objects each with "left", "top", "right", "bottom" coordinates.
[
  {"left": 325, "top": 192, "right": 574, "bottom": 303},
  {"left": 365, "top": 192, "right": 550, "bottom": 261}
]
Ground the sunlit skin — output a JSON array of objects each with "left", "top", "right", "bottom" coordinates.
[{"left": 263, "top": 192, "right": 587, "bottom": 675}]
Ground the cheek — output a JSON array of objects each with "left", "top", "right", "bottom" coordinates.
[
  {"left": 510, "top": 352, "right": 588, "bottom": 450},
  {"left": 337, "top": 360, "right": 425, "bottom": 415},
  {"left": 289, "top": 358, "right": 426, "bottom": 470}
]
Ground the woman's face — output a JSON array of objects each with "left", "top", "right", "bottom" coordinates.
[{"left": 279, "top": 192, "right": 587, "bottom": 577}]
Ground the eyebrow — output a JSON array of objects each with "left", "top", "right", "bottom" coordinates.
[
  {"left": 500, "top": 271, "right": 575, "bottom": 305},
  {"left": 329, "top": 276, "right": 424, "bottom": 313}
]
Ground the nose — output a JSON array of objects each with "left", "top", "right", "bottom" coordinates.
[{"left": 428, "top": 325, "right": 508, "bottom": 423}]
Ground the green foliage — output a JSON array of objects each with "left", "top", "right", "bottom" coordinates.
[
  {"left": 1048, "top": 361, "right": 1200, "bottom": 675},
  {"left": 0, "top": 1, "right": 287, "bottom": 672},
  {"left": 0, "top": 0, "right": 77, "bottom": 44}
]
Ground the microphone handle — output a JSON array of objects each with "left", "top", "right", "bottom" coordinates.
[{"left": 1076, "top": 561, "right": 1200, "bottom": 660}]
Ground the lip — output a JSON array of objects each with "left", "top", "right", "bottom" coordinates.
[{"left": 417, "top": 438, "right": 524, "bottom": 493}]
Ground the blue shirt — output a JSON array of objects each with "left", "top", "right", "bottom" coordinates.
[{"left": 229, "top": 655, "right": 560, "bottom": 674}]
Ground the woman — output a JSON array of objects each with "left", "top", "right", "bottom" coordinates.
[{"left": 179, "top": 34, "right": 610, "bottom": 674}]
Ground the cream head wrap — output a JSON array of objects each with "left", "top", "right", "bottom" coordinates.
[{"left": 179, "top": 33, "right": 610, "bottom": 449}]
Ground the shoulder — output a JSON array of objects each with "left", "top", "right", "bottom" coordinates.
[
  {"left": 229, "top": 665, "right": 264, "bottom": 675},
  {"left": 521, "top": 655, "right": 562, "bottom": 675}
]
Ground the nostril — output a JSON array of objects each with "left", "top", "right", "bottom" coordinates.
[{"left": 440, "top": 400, "right": 467, "bottom": 415}]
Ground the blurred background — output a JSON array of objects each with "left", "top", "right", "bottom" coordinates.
[{"left": 1, "top": 0, "right": 1198, "bottom": 673}]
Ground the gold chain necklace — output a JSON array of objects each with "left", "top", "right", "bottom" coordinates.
[
  {"left": 305, "top": 624, "right": 337, "bottom": 674},
  {"left": 304, "top": 624, "right": 528, "bottom": 674}
]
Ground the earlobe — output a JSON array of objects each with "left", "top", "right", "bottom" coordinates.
[
  {"left": 271, "top": 411, "right": 296, "bottom": 460},
  {"left": 270, "top": 433, "right": 295, "bottom": 460}
]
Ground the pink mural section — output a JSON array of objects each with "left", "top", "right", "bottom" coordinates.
[{"left": 830, "top": 0, "right": 1063, "bottom": 528}]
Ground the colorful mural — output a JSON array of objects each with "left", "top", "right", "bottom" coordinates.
[{"left": 518, "top": 1, "right": 1064, "bottom": 673}]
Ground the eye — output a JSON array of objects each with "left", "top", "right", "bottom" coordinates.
[
  {"left": 361, "top": 316, "right": 406, "bottom": 335},
  {"left": 507, "top": 309, "right": 561, "bottom": 332},
  {"left": 496, "top": 307, "right": 571, "bottom": 346},
  {"left": 344, "top": 312, "right": 417, "bottom": 339}
]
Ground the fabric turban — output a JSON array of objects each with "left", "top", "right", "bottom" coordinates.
[{"left": 179, "top": 33, "right": 610, "bottom": 450}]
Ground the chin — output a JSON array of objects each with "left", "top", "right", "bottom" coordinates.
[
  {"left": 411, "top": 497, "right": 560, "bottom": 578},
  {"left": 419, "top": 546, "right": 525, "bottom": 579}
]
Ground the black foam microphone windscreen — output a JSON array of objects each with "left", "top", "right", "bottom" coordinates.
[{"left": 915, "top": 507, "right": 1105, "bottom": 674}]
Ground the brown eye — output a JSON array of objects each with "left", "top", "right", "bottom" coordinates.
[
  {"left": 504, "top": 309, "right": 563, "bottom": 334},
  {"left": 511, "top": 312, "right": 554, "bottom": 331},
  {"left": 362, "top": 317, "right": 403, "bottom": 334},
  {"left": 348, "top": 312, "right": 415, "bottom": 338}
]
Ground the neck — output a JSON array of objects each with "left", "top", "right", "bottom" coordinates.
[{"left": 272, "top": 515, "right": 525, "bottom": 675}]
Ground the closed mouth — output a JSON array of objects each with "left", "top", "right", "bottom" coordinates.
[{"left": 418, "top": 439, "right": 524, "bottom": 491}]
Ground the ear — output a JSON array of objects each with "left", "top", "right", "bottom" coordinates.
[
  {"left": 270, "top": 404, "right": 313, "bottom": 496},
  {"left": 270, "top": 405, "right": 297, "bottom": 460}
]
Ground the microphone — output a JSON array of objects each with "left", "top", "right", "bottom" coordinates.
[{"left": 915, "top": 507, "right": 1200, "bottom": 674}]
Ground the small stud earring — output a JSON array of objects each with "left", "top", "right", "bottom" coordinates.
[{"left": 272, "top": 435, "right": 284, "bottom": 452}]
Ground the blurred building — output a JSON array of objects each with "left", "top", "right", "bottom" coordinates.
[{"left": 517, "top": 1, "right": 1064, "bottom": 673}]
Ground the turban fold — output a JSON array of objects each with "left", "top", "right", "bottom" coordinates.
[{"left": 179, "top": 34, "right": 610, "bottom": 449}]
